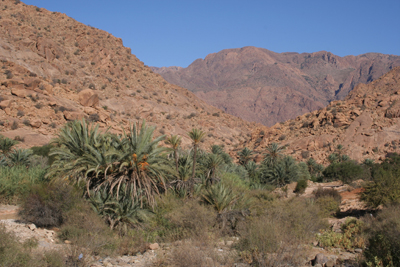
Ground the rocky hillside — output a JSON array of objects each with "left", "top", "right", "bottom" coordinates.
[
  {"left": 152, "top": 46, "right": 400, "bottom": 126},
  {"left": 0, "top": 0, "right": 258, "bottom": 149},
  {"left": 241, "top": 67, "right": 400, "bottom": 164}
]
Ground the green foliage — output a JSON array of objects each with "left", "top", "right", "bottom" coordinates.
[
  {"left": 49, "top": 120, "right": 173, "bottom": 208},
  {"left": 31, "top": 143, "right": 55, "bottom": 165},
  {"left": 90, "top": 184, "right": 151, "bottom": 233},
  {"left": 260, "top": 156, "right": 304, "bottom": 187},
  {"left": 361, "top": 154, "right": 400, "bottom": 208},
  {"left": 0, "top": 165, "right": 47, "bottom": 204},
  {"left": 317, "top": 218, "right": 365, "bottom": 249},
  {"left": 313, "top": 187, "right": 342, "bottom": 217},
  {"left": 202, "top": 183, "right": 240, "bottom": 213},
  {"left": 262, "top": 142, "right": 286, "bottom": 166},
  {"left": 238, "top": 147, "right": 253, "bottom": 165},
  {"left": 294, "top": 179, "right": 308, "bottom": 194},
  {"left": 0, "top": 135, "right": 18, "bottom": 155},
  {"left": 364, "top": 205, "right": 400, "bottom": 267},
  {"left": 8, "top": 148, "right": 33, "bottom": 166},
  {"left": 322, "top": 160, "right": 365, "bottom": 183}
]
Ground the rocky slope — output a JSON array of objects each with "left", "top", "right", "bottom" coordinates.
[
  {"left": 241, "top": 67, "right": 400, "bottom": 164},
  {"left": 152, "top": 46, "right": 400, "bottom": 126},
  {"left": 0, "top": 0, "right": 258, "bottom": 149}
]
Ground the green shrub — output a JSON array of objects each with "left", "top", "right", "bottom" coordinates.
[
  {"left": 294, "top": 179, "right": 308, "bottom": 194},
  {"left": 317, "top": 218, "right": 365, "bottom": 249},
  {"left": 316, "top": 196, "right": 340, "bottom": 217},
  {"left": 313, "top": 187, "right": 342, "bottom": 217},
  {"left": 364, "top": 205, "right": 400, "bottom": 267},
  {"left": 322, "top": 160, "right": 366, "bottom": 183},
  {"left": 0, "top": 166, "right": 47, "bottom": 204},
  {"left": 361, "top": 154, "right": 400, "bottom": 208}
]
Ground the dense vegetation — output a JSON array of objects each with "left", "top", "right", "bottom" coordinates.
[{"left": 0, "top": 121, "right": 400, "bottom": 266}]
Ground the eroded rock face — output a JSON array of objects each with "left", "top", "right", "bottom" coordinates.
[
  {"left": 240, "top": 67, "right": 400, "bottom": 164},
  {"left": 153, "top": 47, "right": 400, "bottom": 126}
]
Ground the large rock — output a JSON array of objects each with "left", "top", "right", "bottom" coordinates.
[
  {"left": 63, "top": 110, "right": 85, "bottom": 121},
  {"left": 78, "top": 89, "right": 99, "bottom": 107}
]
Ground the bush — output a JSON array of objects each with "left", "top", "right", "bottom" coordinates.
[
  {"left": 322, "top": 160, "right": 366, "bottom": 183},
  {"left": 361, "top": 154, "right": 400, "bottom": 208},
  {"left": 313, "top": 187, "right": 342, "bottom": 217},
  {"left": 0, "top": 225, "right": 65, "bottom": 267},
  {"left": 19, "top": 182, "right": 77, "bottom": 227},
  {"left": 0, "top": 166, "right": 47, "bottom": 204},
  {"left": 237, "top": 199, "right": 327, "bottom": 266},
  {"left": 364, "top": 205, "right": 400, "bottom": 267},
  {"left": 294, "top": 179, "right": 308, "bottom": 194},
  {"left": 317, "top": 218, "right": 365, "bottom": 249},
  {"left": 58, "top": 199, "right": 118, "bottom": 258}
]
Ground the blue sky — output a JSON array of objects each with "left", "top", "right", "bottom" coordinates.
[{"left": 23, "top": 0, "right": 400, "bottom": 67}]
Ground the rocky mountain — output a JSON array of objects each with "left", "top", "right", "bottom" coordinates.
[
  {"left": 152, "top": 46, "right": 400, "bottom": 126},
  {"left": 241, "top": 67, "right": 400, "bottom": 164},
  {"left": 0, "top": 0, "right": 258, "bottom": 149}
]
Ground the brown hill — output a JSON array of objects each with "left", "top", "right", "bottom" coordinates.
[
  {"left": 0, "top": 0, "right": 257, "bottom": 149},
  {"left": 152, "top": 46, "right": 400, "bottom": 126},
  {"left": 240, "top": 67, "right": 400, "bottom": 164}
]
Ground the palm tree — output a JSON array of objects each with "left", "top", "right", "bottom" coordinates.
[
  {"left": 262, "top": 142, "right": 286, "bottom": 167},
  {"left": 0, "top": 136, "right": 18, "bottom": 156},
  {"left": 205, "top": 153, "right": 224, "bottom": 185},
  {"left": 238, "top": 147, "right": 253, "bottom": 165},
  {"left": 202, "top": 183, "right": 240, "bottom": 213},
  {"left": 165, "top": 135, "right": 181, "bottom": 173},
  {"left": 8, "top": 149, "right": 32, "bottom": 167},
  {"left": 48, "top": 119, "right": 104, "bottom": 180},
  {"left": 188, "top": 128, "right": 206, "bottom": 180},
  {"left": 245, "top": 160, "right": 260, "bottom": 184},
  {"left": 90, "top": 184, "right": 151, "bottom": 232},
  {"left": 107, "top": 121, "right": 174, "bottom": 208},
  {"left": 262, "top": 156, "right": 299, "bottom": 187}
]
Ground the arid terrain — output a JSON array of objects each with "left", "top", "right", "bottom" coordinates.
[
  {"left": 0, "top": 0, "right": 258, "bottom": 150},
  {"left": 152, "top": 47, "right": 400, "bottom": 126},
  {"left": 241, "top": 67, "right": 400, "bottom": 164}
]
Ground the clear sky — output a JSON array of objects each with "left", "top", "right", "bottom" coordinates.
[{"left": 23, "top": 0, "right": 400, "bottom": 68}]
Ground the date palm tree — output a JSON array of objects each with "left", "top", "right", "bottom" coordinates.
[
  {"left": 262, "top": 142, "right": 286, "bottom": 167},
  {"left": 188, "top": 128, "right": 206, "bottom": 180},
  {"left": 165, "top": 135, "right": 181, "bottom": 173},
  {"left": 238, "top": 147, "right": 253, "bottom": 165}
]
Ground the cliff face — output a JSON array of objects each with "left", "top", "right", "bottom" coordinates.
[
  {"left": 0, "top": 0, "right": 258, "bottom": 149},
  {"left": 152, "top": 46, "right": 400, "bottom": 126},
  {"left": 240, "top": 67, "right": 400, "bottom": 164}
]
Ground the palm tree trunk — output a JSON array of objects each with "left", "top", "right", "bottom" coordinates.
[
  {"left": 174, "top": 150, "right": 179, "bottom": 173},
  {"left": 191, "top": 145, "right": 197, "bottom": 180}
]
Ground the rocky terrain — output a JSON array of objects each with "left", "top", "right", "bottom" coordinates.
[
  {"left": 241, "top": 67, "right": 400, "bottom": 164},
  {"left": 152, "top": 46, "right": 400, "bottom": 126},
  {"left": 0, "top": 0, "right": 258, "bottom": 150}
]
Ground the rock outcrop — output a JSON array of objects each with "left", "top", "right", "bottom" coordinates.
[{"left": 239, "top": 67, "right": 400, "bottom": 164}]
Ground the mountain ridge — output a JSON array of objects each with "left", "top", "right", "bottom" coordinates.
[{"left": 151, "top": 46, "right": 400, "bottom": 126}]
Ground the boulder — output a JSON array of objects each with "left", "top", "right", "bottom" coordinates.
[
  {"left": 0, "top": 100, "right": 13, "bottom": 109},
  {"left": 312, "top": 253, "right": 328, "bottom": 266},
  {"left": 63, "top": 111, "right": 85, "bottom": 121},
  {"left": 78, "top": 89, "right": 99, "bottom": 107},
  {"left": 30, "top": 120, "right": 42, "bottom": 128},
  {"left": 148, "top": 243, "right": 159, "bottom": 250}
]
